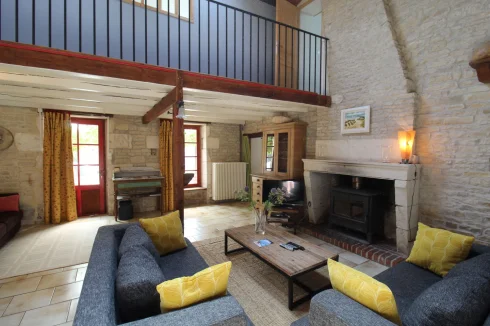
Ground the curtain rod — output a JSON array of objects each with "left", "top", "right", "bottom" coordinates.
[{"left": 42, "top": 109, "right": 113, "bottom": 118}]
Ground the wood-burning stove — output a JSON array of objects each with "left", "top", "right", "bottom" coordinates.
[{"left": 328, "top": 186, "right": 385, "bottom": 243}]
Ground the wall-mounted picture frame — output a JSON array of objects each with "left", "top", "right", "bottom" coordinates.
[{"left": 341, "top": 106, "right": 370, "bottom": 134}]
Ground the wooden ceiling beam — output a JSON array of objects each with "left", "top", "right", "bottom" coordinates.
[
  {"left": 0, "top": 41, "right": 331, "bottom": 108},
  {"left": 142, "top": 87, "right": 178, "bottom": 124}
]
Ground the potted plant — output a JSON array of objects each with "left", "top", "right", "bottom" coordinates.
[{"left": 235, "top": 186, "right": 288, "bottom": 234}]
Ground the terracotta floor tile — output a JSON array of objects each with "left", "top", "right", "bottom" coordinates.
[
  {"left": 339, "top": 251, "right": 369, "bottom": 265},
  {"left": 0, "top": 312, "right": 24, "bottom": 326},
  {"left": 26, "top": 269, "right": 64, "bottom": 279},
  {"left": 67, "top": 299, "right": 78, "bottom": 322},
  {"left": 51, "top": 281, "right": 83, "bottom": 304},
  {"left": 62, "top": 264, "right": 88, "bottom": 272},
  {"left": 75, "top": 268, "right": 86, "bottom": 283},
  {"left": 0, "top": 277, "right": 42, "bottom": 299},
  {"left": 0, "top": 276, "right": 28, "bottom": 285},
  {"left": 19, "top": 301, "right": 70, "bottom": 326},
  {"left": 0, "top": 296, "right": 13, "bottom": 315},
  {"left": 354, "top": 261, "right": 389, "bottom": 277},
  {"left": 3, "top": 288, "right": 54, "bottom": 316}
]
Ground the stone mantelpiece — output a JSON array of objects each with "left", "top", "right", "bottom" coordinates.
[{"left": 303, "top": 159, "right": 421, "bottom": 254}]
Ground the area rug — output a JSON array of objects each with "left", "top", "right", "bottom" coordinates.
[{"left": 194, "top": 237, "right": 332, "bottom": 326}]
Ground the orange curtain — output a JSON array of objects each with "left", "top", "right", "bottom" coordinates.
[
  {"left": 159, "top": 120, "right": 174, "bottom": 212},
  {"left": 43, "top": 111, "right": 78, "bottom": 224}
]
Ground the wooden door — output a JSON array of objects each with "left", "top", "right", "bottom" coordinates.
[{"left": 71, "top": 118, "right": 106, "bottom": 216}]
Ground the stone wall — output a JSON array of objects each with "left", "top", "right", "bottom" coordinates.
[
  {"left": 318, "top": 0, "right": 490, "bottom": 244},
  {"left": 0, "top": 106, "right": 43, "bottom": 224},
  {"left": 107, "top": 115, "right": 160, "bottom": 215}
]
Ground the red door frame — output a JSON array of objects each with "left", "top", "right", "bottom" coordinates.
[{"left": 71, "top": 118, "right": 106, "bottom": 216}]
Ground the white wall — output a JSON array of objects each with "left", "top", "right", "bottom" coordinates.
[{"left": 250, "top": 137, "right": 263, "bottom": 174}]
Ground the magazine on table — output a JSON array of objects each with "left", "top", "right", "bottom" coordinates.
[{"left": 254, "top": 239, "right": 273, "bottom": 247}]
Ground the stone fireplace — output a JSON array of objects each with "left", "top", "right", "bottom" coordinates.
[{"left": 303, "top": 159, "right": 421, "bottom": 254}]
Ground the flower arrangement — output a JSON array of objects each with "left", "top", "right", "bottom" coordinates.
[{"left": 235, "top": 186, "right": 288, "bottom": 234}]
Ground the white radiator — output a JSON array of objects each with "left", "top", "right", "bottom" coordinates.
[{"left": 212, "top": 162, "right": 247, "bottom": 201}]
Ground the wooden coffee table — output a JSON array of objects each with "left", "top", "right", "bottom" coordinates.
[{"left": 224, "top": 225, "right": 338, "bottom": 310}]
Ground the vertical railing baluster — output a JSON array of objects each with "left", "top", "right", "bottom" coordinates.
[
  {"left": 290, "top": 26, "right": 293, "bottom": 89},
  {"left": 32, "top": 0, "right": 36, "bottom": 44},
  {"left": 179, "top": 0, "right": 181, "bottom": 69},
  {"left": 157, "top": 0, "right": 160, "bottom": 66},
  {"left": 225, "top": 8, "right": 228, "bottom": 77},
  {"left": 15, "top": 0, "right": 19, "bottom": 42},
  {"left": 207, "top": 1, "right": 210, "bottom": 73},
  {"left": 198, "top": 0, "right": 201, "bottom": 73},
  {"left": 314, "top": 37, "right": 317, "bottom": 93},
  {"left": 242, "top": 12, "right": 244, "bottom": 80},
  {"left": 319, "top": 37, "right": 323, "bottom": 95},
  {"left": 309, "top": 34, "right": 312, "bottom": 91},
  {"left": 249, "top": 15, "right": 252, "bottom": 81},
  {"left": 325, "top": 39, "right": 328, "bottom": 96},
  {"left": 272, "top": 23, "right": 275, "bottom": 86},
  {"left": 133, "top": 0, "right": 135, "bottom": 61},
  {"left": 93, "top": 0, "right": 96, "bottom": 54},
  {"left": 107, "top": 0, "right": 110, "bottom": 57},
  {"left": 145, "top": 0, "right": 148, "bottom": 64},
  {"left": 278, "top": 25, "right": 281, "bottom": 86},
  {"left": 297, "top": 30, "right": 300, "bottom": 90},
  {"left": 234, "top": 10, "right": 236, "bottom": 79},
  {"left": 284, "top": 27, "right": 287, "bottom": 87},
  {"left": 217, "top": 5, "right": 219, "bottom": 76},
  {"left": 64, "top": 0, "right": 67, "bottom": 50},
  {"left": 79, "top": 0, "right": 82, "bottom": 52},
  {"left": 120, "top": 0, "right": 122, "bottom": 58},
  {"left": 257, "top": 18, "right": 259, "bottom": 83},
  {"left": 49, "top": 0, "right": 52, "bottom": 46},
  {"left": 188, "top": 0, "right": 191, "bottom": 71},
  {"left": 265, "top": 21, "right": 267, "bottom": 84},
  {"left": 168, "top": 0, "right": 170, "bottom": 67},
  {"left": 303, "top": 32, "right": 305, "bottom": 90}
]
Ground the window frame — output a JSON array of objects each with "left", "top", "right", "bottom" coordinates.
[
  {"left": 123, "top": 0, "right": 194, "bottom": 23},
  {"left": 184, "top": 125, "right": 202, "bottom": 188}
]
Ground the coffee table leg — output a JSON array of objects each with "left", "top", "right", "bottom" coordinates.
[
  {"left": 224, "top": 234, "right": 228, "bottom": 255},
  {"left": 288, "top": 278, "right": 294, "bottom": 310}
]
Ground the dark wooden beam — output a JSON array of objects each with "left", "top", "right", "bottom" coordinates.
[
  {"left": 172, "top": 71, "right": 185, "bottom": 226},
  {"left": 0, "top": 41, "right": 331, "bottom": 107},
  {"left": 142, "top": 87, "right": 177, "bottom": 124}
]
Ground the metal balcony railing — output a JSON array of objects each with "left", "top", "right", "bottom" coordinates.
[{"left": 0, "top": 0, "right": 328, "bottom": 95}]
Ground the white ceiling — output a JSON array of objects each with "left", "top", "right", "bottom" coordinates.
[{"left": 0, "top": 63, "right": 318, "bottom": 125}]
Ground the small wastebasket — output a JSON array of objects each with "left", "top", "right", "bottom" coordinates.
[{"left": 118, "top": 200, "right": 133, "bottom": 221}]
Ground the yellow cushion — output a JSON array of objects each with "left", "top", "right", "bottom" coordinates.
[
  {"left": 406, "top": 222, "right": 474, "bottom": 276},
  {"left": 328, "top": 259, "right": 401, "bottom": 325},
  {"left": 156, "top": 262, "right": 232, "bottom": 312},
  {"left": 139, "top": 211, "right": 187, "bottom": 255}
]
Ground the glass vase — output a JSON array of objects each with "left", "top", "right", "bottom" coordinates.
[{"left": 255, "top": 210, "right": 267, "bottom": 235}]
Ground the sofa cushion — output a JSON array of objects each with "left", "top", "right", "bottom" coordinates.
[
  {"left": 158, "top": 239, "right": 209, "bottom": 280},
  {"left": 0, "top": 223, "right": 6, "bottom": 238},
  {"left": 0, "top": 215, "right": 21, "bottom": 232},
  {"left": 446, "top": 253, "right": 490, "bottom": 280},
  {"left": 0, "top": 194, "right": 19, "bottom": 212},
  {"left": 468, "top": 243, "right": 490, "bottom": 259},
  {"left": 157, "top": 262, "right": 232, "bottom": 312},
  {"left": 116, "top": 245, "right": 165, "bottom": 323},
  {"left": 406, "top": 223, "right": 474, "bottom": 276},
  {"left": 374, "top": 261, "right": 441, "bottom": 317},
  {"left": 118, "top": 224, "right": 160, "bottom": 261},
  {"left": 139, "top": 211, "right": 187, "bottom": 255},
  {"left": 403, "top": 273, "right": 490, "bottom": 326}
]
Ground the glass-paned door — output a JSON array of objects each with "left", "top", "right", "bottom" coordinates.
[
  {"left": 264, "top": 133, "right": 275, "bottom": 173},
  {"left": 71, "top": 118, "right": 106, "bottom": 216},
  {"left": 277, "top": 131, "right": 289, "bottom": 174}
]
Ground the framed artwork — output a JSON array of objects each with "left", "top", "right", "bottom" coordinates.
[{"left": 341, "top": 106, "right": 370, "bottom": 134}]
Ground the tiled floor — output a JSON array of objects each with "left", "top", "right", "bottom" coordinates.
[{"left": 0, "top": 202, "right": 388, "bottom": 326}]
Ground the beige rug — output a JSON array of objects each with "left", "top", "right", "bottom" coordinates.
[{"left": 194, "top": 237, "right": 331, "bottom": 326}]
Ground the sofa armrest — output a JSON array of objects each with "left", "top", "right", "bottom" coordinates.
[
  {"left": 309, "top": 290, "right": 396, "bottom": 326},
  {"left": 126, "top": 296, "right": 249, "bottom": 326}
]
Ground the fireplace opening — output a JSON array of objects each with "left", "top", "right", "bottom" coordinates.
[{"left": 327, "top": 175, "right": 394, "bottom": 244}]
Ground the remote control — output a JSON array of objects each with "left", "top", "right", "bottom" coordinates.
[
  {"left": 287, "top": 242, "right": 305, "bottom": 251},
  {"left": 280, "top": 243, "right": 295, "bottom": 251}
]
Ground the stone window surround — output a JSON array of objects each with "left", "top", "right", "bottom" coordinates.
[{"left": 303, "top": 159, "right": 421, "bottom": 254}]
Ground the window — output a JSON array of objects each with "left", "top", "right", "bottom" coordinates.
[
  {"left": 184, "top": 125, "right": 201, "bottom": 188},
  {"left": 127, "top": 0, "right": 193, "bottom": 21}
]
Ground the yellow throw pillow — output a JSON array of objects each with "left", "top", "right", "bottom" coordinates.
[
  {"left": 139, "top": 211, "right": 187, "bottom": 255},
  {"left": 406, "top": 223, "right": 474, "bottom": 276},
  {"left": 328, "top": 259, "right": 401, "bottom": 325},
  {"left": 156, "top": 262, "right": 232, "bottom": 312}
]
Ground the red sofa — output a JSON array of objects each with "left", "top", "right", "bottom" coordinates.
[{"left": 0, "top": 193, "right": 22, "bottom": 248}]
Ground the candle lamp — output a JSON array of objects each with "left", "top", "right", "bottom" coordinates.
[{"left": 398, "top": 130, "right": 415, "bottom": 164}]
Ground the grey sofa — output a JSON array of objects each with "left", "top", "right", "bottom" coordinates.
[
  {"left": 74, "top": 224, "right": 251, "bottom": 326},
  {"left": 293, "top": 243, "right": 490, "bottom": 326}
]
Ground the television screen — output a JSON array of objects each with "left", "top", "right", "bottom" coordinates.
[{"left": 262, "top": 180, "right": 304, "bottom": 205}]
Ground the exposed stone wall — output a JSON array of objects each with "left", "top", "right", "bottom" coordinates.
[
  {"left": 107, "top": 115, "right": 161, "bottom": 215},
  {"left": 319, "top": 0, "right": 490, "bottom": 244},
  {"left": 0, "top": 106, "right": 43, "bottom": 224},
  {"left": 389, "top": 0, "right": 490, "bottom": 243}
]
